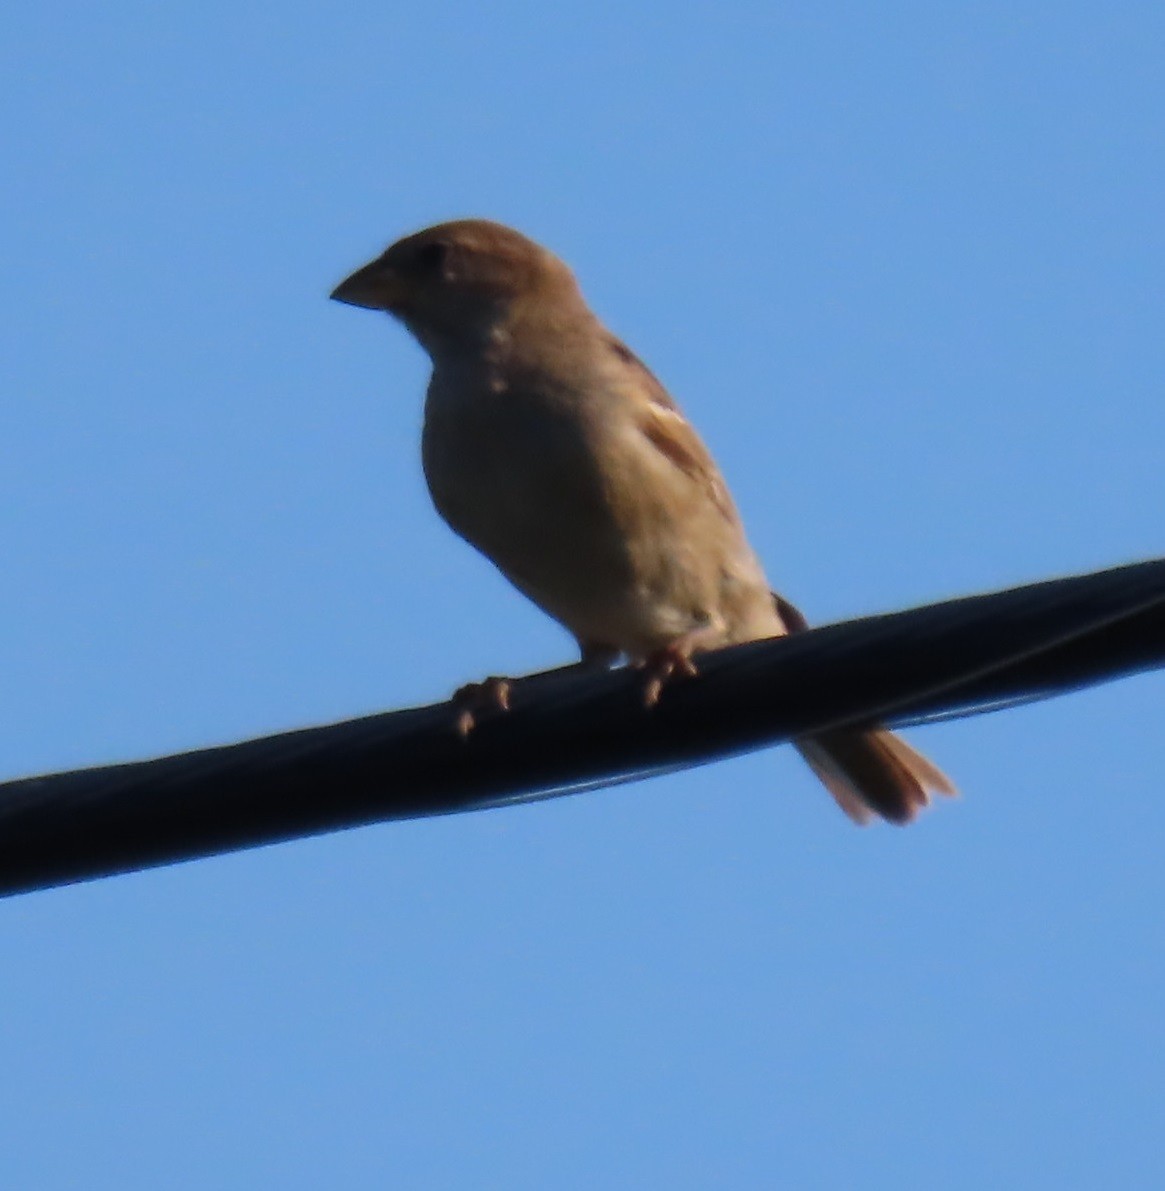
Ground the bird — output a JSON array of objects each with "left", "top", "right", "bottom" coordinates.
[{"left": 330, "top": 219, "right": 955, "bottom": 824}]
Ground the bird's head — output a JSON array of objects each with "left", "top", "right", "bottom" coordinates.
[{"left": 330, "top": 219, "right": 583, "bottom": 358}]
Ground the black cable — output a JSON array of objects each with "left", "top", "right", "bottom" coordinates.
[{"left": 1, "top": 557, "right": 1162, "bottom": 898}]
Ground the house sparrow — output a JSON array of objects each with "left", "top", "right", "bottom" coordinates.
[{"left": 331, "top": 219, "right": 955, "bottom": 824}]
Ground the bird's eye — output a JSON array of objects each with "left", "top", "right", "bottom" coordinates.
[{"left": 415, "top": 240, "right": 449, "bottom": 272}]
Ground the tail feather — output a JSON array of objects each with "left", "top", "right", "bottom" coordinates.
[
  {"left": 796, "top": 729, "right": 957, "bottom": 825},
  {"left": 771, "top": 591, "right": 955, "bottom": 825}
]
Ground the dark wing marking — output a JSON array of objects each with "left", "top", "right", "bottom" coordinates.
[{"left": 606, "top": 334, "right": 740, "bottom": 525}]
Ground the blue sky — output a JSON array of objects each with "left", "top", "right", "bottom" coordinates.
[{"left": 2, "top": 3, "right": 1163, "bottom": 1187}]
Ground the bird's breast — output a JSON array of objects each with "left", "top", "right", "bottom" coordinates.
[
  {"left": 419, "top": 370, "right": 778, "bottom": 653},
  {"left": 423, "top": 380, "right": 601, "bottom": 544},
  {"left": 421, "top": 376, "right": 634, "bottom": 606}
]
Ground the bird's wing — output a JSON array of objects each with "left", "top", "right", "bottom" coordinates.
[{"left": 605, "top": 334, "right": 740, "bottom": 526}]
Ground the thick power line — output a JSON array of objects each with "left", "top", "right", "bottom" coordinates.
[{"left": 1, "top": 558, "right": 1162, "bottom": 898}]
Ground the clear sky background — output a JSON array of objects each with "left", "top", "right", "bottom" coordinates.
[{"left": 2, "top": 4, "right": 1163, "bottom": 1187}]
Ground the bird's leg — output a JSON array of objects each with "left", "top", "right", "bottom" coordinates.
[
  {"left": 453, "top": 641, "right": 619, "bottom": 738},
  {"left": 639, "top": 628, "right": 722, "bottom": 708}
]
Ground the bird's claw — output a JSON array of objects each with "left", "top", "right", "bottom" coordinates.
[
  {"left": 640, "top": 646, "right": 700, "bottom": 708},
  {"left": 453, "top": 676, "right": 512, "bottom": 738}
]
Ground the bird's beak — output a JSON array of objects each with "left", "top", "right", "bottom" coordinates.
[{"left": 329, "top": 257, "right": 407, "bottom": 312}]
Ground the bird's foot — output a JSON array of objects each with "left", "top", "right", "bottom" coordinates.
[
  {"left": 638, "top": 626, "right": 727, "bottom": 707},
  {"left": 639, "top": 644, "right": 701, "bottom": 708},
  {"left": 453, "top": 676, "right": 512, "bottom": 738}
]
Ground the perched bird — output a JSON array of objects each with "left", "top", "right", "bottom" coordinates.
[{"left": 331, "top": 219, "right": 954, "bottom": 824}]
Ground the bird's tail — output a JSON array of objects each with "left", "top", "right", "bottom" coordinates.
[{"left": 796, "top": 729, "right": 957, "bottom": 825}]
